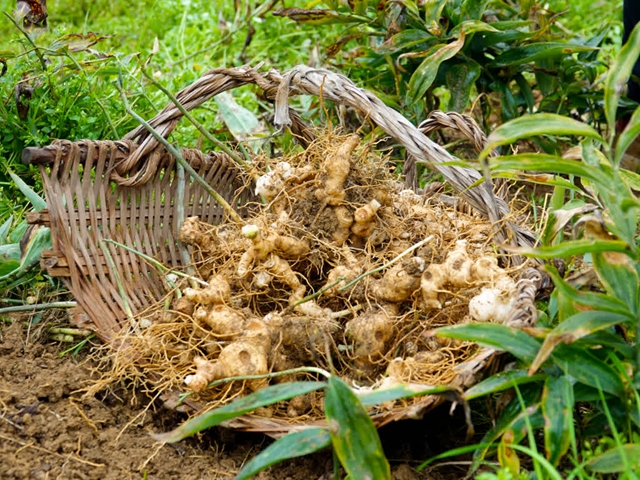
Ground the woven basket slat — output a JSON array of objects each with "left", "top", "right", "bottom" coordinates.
[{"left": 33, "top": 138, "right": 255, "bottom": 340}]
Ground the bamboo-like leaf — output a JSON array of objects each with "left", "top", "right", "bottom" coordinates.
[
  {"left": 446, "top": 62, "right": 480, "bottom": 112},
  {"left": 436, "top": 323, "right": 540, "bottom": 363},
  {"left": 406, "top": 33, "right": 466, "bottom": 105},
  {"left": 511, "top": 239, "right": 630, "bottom": 260},
  {"left": 593, "top": 250, "right": 639, "bottom": 314},
  {"left": 483, "top": 116, "right": 604, "bottom": 158},
  {"left": 546, "top": 266, "right": 631, "bottom": 316},
  {"left": 489, "top": 43, "right": 596, "bottom": 68},
  {"left": 615, "top": 104, "right": 640, "bottom": 166},
  {"left": 465, "top": 370, "right": 545, "bottom": 400},
  {"left": 490, "top": 154, "right": 607, "bottom": 184},
  {"left": 552, "top": 344, "right": 625, "bottom": 395},
  {"left": 587, "top": 444, "right": 640, "bottom": 473},
  {"left": 0, "top": 216, "right": 12, "bottom": 243},
  {"left": 605, "top": 22, "right": 640, "bottom": 136},
  {"left": 7, "top": 169, "right": 46, "bottom": 211},
  {"left": 152, "top": 381, "right": 326, "bottom": 443},
  {"left": 325, "top": 375, "right": 390, "bottom": 479},
  {"left": 460, "top": 0, "right": 490, "bottom": 21},
  {"left": 236, "top": 428, "right": 331, "bottom": 480},
  {"left": 449, "top": 19, "right": 498, "bottom": 37},
  {"left": 272, "top": 8, "right": 365, "bottom": 25},
  {"left": 542, "top": 376, "right": 574, "bottom": 466},
  {"left": 18, "top": 226, "right": 51, "bottom": 271}
]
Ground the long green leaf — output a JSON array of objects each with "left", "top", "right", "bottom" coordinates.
[
  {"left": 406, "top": 34, "right": 465, "bottom": 105},
  {"left": 542, "top": 376, "right": 574, "bottom": 466},
  {"left": 236, "top": 428, "right": 331, "bottom": 480},
  {"left": 465, "top": 369, "right": 545, "bottom": 400},
  {"left": 446, "top": 62, "right": 480, "bottom": 112},
  {"left": 489, "top": 43, "right": 596, "bottom": 68},
  {"left": 153, "top": 381, "right": 326, "bottom": 443},
  {"left": 490, "top": 154, "right": 606, "bottom": 184},
  {"left": 436, "top": 323, "right": 540, "bottom": 363},
  {"left": 513, "top": 239, "right": 630, "bottom": 260},
  {"left": 7, "top": 169, "right": 47, "bottom": 211},
  {"left": 554, "top": 310, "right": 633, "bottom": 335},
  {"left": 0, "top": 216, "right": 12, "bottom": 244},
  {"left": 325, "top": 375, "right": 390, "bottom": 479},
  {"left": 547, "top": 266, "right": 632, "bottom": 316},
  {"left": 552, "top": 344, "right": 625, "bottom": 396},
  {"left": 593, "top": 250, "right": 640, "bottom": 314},
  {"left": 587, "top": 444, "right": 640, "bottom": 473},
  {"left": 483, "top": 115, "right": 604, "bottom": 158},
  {"left": 615, "top": 104, "right": 640, "bottom": 166},
  {"left": 605, "top": 21, "right": 640, "bottom": 136}
]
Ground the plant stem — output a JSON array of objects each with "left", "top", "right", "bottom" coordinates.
[
  {"left": 0, "top": 301, "right": 77, "bottom": 314},
  {"left": 3, "top": 12, "right": 47, "bottom": 71},
  {"left": 115, "top": 80, "right": 243, "bottom": 224},
  {"left": 289, "top": 277, "right": 346, "bottom": 308},
  {"left": 338, "top": 236, "right": 433, "bottom": 292},
  {"left": 102, "top": 239, "right": 208, "bottom": 287}
]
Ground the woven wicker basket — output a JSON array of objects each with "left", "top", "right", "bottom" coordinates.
[{"left": 25, "top": 65, "right": 544, "bottom": 434}]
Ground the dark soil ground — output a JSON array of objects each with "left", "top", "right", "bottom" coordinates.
[{"left": 0, "top": 319, "right": 474, "bottom": 480}]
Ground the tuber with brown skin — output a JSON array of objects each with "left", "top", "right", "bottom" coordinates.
[
  {"left": 372, "top": 256, "right": 425, "bottom": 303},
  {"left": 314, "top": 134, "right": 360, "bottom": 207},
  {"left": 185, "top": 319, "right": 271, "bottom": 392},
  {"left": 345, "top": 303, "right": 399, "bottom": 361},
  {"left": 350, "top": 199, "right": 381, "bottom": 239}
]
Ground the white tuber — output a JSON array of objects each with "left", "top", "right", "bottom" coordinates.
[{"left": 469, "top": 287, "right": 516, "bottom": 323}]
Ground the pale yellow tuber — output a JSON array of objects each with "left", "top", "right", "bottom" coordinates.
[
  {"left": 237, "top": 224, "right": 309, "bottom": 277},
  {"left": 350, "top": 199, "right": 381, "bottom": 238},
  {"left": 193, "top": 305, "right": 245, "bottom": 337},
  {"left": 185, "top": 319, "right": 271, "bottom": 392},
  {"left": 345, "top": 303, "right": 399, "bottom": 360},
  {"left": 331, "top": 205, "right": 354, "bottom": 245},
  {"left": 184, "top": 274, "right": 231, "bottom": 305},
  {"left": 372, "top": 256, "right": 425, "bottom": 303},
  {"left": 314, "top": 134, "right": 360, "bottom": 207}
]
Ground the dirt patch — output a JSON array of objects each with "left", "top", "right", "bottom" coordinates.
[{"left": 0, "top": 319, "right": 468, "bottom": 479}]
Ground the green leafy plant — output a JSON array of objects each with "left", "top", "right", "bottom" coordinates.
[
  {"left": 430, "top": 20, "right": 640, "bottom": 475},
  {"left": 276, "top": 0, "right": 612, "bottom": 130}
]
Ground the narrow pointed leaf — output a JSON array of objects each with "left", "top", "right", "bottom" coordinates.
[
  {"left": 436, "top": 323, "right": 540, "bottom": 363},
  {"left": 593, "top": 251, "right": 640, "bottom": 314},
  {"left": 552, "top": 344, "right": 624, "bottom": 395},
  {"left": 153, "top": 381, "right": 326, "bottom": 443},
  {"left": 7, "top": 169, "right": 46, "bottom": 211},
  {"left": 542, "top": 376, "right": 574, "bottom": 466},
  {"left": 273, "top": 8, "right": 365, "bottom": 25},
  {"left": 490, "top": 154, "right": 607, "bottom": 184},
  {"left": 406, "top": 33, "right": 466, "bottom": 105},
  {"left": 587, "top": 444, "right": 640, "bottom": 473},
  {"left": 446, "top": 62, "right": 481, "bottom": 112},
  {"left": 489, "top": 43, "right": 596, "bottom": 68},
  {"left": 236, "top": 428, "right": 331, "bottom": 480},
  {"left": 465, "top": 370, "right": 545, "bottom": 400},
  {"left": 615, "top": 104, "right": 640, "bottom": 165},
  {"left": 605, "top": 21, "right": 640, "bottom": 134},
  {"left": 483, "top": 115, "right": 604, "bottom": 158},
  {"left": 547, "top": 266, "right": 632, "bottom": 316},
  {"left": 18, "top": 226, "right": 51, "bottom": 271},
  {"left": 325, "top": 375, "right": 390, "bottom": 479},
  {"left": 512, "top": 239, "right": 630, "bottom": 260},
  {"left": 0, "top": 216, "right": 12, "bottom": 243}
]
